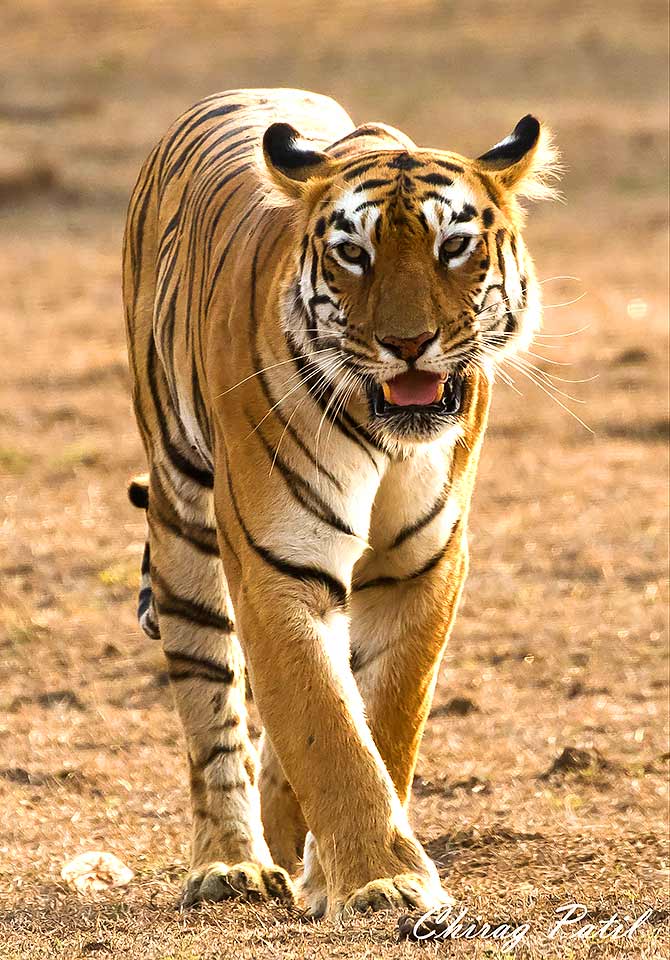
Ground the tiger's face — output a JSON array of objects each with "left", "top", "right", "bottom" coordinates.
[{"left": 263, "top": 117, "right": 559, "bottom": 445}]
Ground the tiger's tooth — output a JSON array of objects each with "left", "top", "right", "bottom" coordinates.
[
  {"left": 435, "top": 382, "right": 445, "bottom": 402},
  {"left": 381, "top": 382, "right": 392, "bottom": 402}
]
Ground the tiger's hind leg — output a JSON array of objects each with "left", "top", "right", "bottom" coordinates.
[
  {"left": 259, "top": 734, "right": 307, "bottom": 874},
  {"left": 136, "top": 469, "right": 294, "bottom": 907}
]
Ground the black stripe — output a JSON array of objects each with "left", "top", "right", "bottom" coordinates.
[
  {"left": 453, "top": 203, "right": 477, "bottom": 224},
  {"left": 145, "top": 339, "right": 214, "bottom": 489},
  {"left": 390, "top": 482, "right": 451, "bottom": 549},
  {"left": 205, "top": 203, "right": 256, "bottom": 312},
  {"left": 149, "top": 474, "right": 219, "bottom": 557},
  {"left": 164, "top": 649, "right": 235, "bottom": 684},
  {"left": 342, "top": 159, "right": 381, "bottom": 181},
  {"left": 417, "top": 172, "right": 453, "bottom": 187},
  {"left": 473, "top": 170, "right": 502, "bottom": 208},
  {"left": 494, "top": 228, "right": 507, "bottom": 278},
  {"left": 494, "top": 228, "right": 517, "bottom": 333},
  {"left": 227, "top": 472, "right": 348, "bottom": 608},
  {"left": 130, "top": 171, "right": 155, "bottom": 310},
  {"left": 329, "top": 210, "right": 356, "bottom": 233},
  {"left": 253, "top": 419, "right": 355, "bottom": 537},
  {"left": 200, "top": 742, "right": 244, "bottom": 769},
  {"left": 434, "top": 159, "right": 465, "bottom": 174},
  {"left": 421, "top": 190, "right": 451, "bottom": 204},
  {"left": 353, "top": 177, "right": 391, "bottom": 193},
  {"left": 355, "top": 198, "right": 385, "bottom": 212},
  {"left": 152, "top": 569, "right": 234, "bottom": 633},
  {"left": 388, "top": 153, "right": 423, "bottom": 171},
  {"left": 355, "top": 519, "right": 462, "bottom": 591},
  {"left": 169, "top": 670, "right": 232, "bottom": 685},
  {"left": 285, "top": 332, "right": 382, "bottom": 467},
  {"left": 308, "top": 293, "right": 339, "bottom": 311},
  {"left": 248, "top": 236, "right": 345, "bottom": 492},
  {"left": 159, "top": 102, "right": 243, "bottom": 191}
]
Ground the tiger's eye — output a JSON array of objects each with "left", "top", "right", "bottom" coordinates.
[
  {"left": 439, "top": 235, "right": 470, "bottom": 264},
  {"left": 337, "top": 242, "right": 369, "bottom": 266}
]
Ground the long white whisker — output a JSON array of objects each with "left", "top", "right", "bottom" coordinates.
[
  {"left": 477, "top": 292, "right": 589, "bottom": 331},
  {"left": 269, "top": 359, "right": 348, "bottom": 477},
  {"left": 245, "top": 355, "right": 345, "bottom": 441},
  {"left": 314, "top": 366, "right": 355, "bottom": 465},
  {"left": 538, "top": 275, "right": 582, "bottom": 285},
  {"left": 324, "top": 370, "right": 359, "bottom": 456},
  {"left": 499, "top": 355, "right": 594, "bottom": 431},
  {"left": 505, "top": 354, "right": 591, "bottom": 398},
  {"left": 215, "top": 347, "right": 340, "bottom": 398}
]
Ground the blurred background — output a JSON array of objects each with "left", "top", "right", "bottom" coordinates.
[{"left": 0, "top": 2, "right": 668, "bottom": 957}]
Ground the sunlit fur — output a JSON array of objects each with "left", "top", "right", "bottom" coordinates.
[{"left": 123, "top": 88, "right": 558, "bottom": 917}]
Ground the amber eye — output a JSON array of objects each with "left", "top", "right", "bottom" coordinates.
[
  {"left": 439, "top": 235, "right": 471, "bottom": 265},
  {"left": 335, "top": 242, "right": 370, "bottom": 269}
]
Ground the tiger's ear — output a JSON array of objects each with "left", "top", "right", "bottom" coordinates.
[
  {"left": 262, "top": 122, "right": 334, "bottom": 201},
  {"left": 476, "top": 115, "right": 561, "bottom": 201}
]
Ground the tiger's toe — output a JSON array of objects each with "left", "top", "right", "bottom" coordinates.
[
  {"left": 181, "top": 860, "right": 295, "bottom": 908},
  {"left": 341, "top": 872, "right": 450, "bottom": 917}
]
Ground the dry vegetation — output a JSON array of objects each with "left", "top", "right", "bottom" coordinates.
[{"left": 0, "top": 1, "right": 668, "bottom": 957}]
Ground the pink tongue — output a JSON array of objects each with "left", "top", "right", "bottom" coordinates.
[{"left": 387, "top": 370, "right": 442, "bottom": 406}]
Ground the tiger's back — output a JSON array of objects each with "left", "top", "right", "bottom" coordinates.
[{"left": 124, "top": 89, "right": 355, "bottom": 471}]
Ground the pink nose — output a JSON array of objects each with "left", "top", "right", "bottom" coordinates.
[{"left": 378, "top": 330, "right": 437, "bottom": 361}]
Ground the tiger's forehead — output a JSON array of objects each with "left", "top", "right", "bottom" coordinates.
[{"left": 320, "top": 153, "right": 491, "bottom": 257}]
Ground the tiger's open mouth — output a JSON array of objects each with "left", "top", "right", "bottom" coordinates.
[{"left": 370, "top": 368, "right": 465, "bottom": 418}]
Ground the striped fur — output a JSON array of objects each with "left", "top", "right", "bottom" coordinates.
[{"left": 123, "top": 89, "right": 556, "bottom": 916}]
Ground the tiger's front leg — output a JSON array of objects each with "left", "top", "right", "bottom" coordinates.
[
  {"left": 216, "top": 464, "right": 446, "bottom": 918},
  {"left": 350, "top": 375, "right": 489, "bottom": 808}
]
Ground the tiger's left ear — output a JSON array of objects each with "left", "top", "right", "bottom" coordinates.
[
  {"left": 262, "top": 122, "right": 335, "bottom": 201},
  {"left": 476, "top": 115, "right": 561, "bottom": 201}
]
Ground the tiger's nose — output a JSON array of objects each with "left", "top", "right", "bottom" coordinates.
[{"left": 377, "top": 330, "right": 438, "bottom": 361}]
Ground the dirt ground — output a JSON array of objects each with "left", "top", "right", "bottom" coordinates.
[{"left": 0, "top": 1, "right": 668, "bottom": 957}]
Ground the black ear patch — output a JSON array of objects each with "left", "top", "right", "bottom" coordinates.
[
  {"left": 478, "top": 115, "right": 541, "bottom": 165},
  {"left": 263, "top": 122, "right": 326, "bottom": 173}
]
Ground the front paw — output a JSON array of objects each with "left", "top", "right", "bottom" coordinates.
[
  {"left": 341, "top": 873, "right": 451, "bottom": 917},
  {"left": 181, "top": 860, "right": 295, "bottom": 908}
]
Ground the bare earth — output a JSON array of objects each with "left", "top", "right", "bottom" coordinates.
[{"left": 0, "top": 2, "right": 668, "bottom": 957}]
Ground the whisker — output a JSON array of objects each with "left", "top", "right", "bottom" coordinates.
[
  {"left": 480, "top": 341, "right": 587, "bottom": 413},
  {"left": 314, "top": 366, "right": 355, "bottom": 464},
  {"left": 324, "top": 370, "right": 359, "bottom": 455},
  {"left": 476, "top": 292, "right": 588, "bottom": 331},
  {"left": 538, "top": 274, "right": 582, "bottom": 286},
  {"left": 500, "top": 355, "right": 593, "bottom": 428},
  {"left": 215, "top": 347, "right": 340, "bottom": 398},
  {"left": 532, "top": 324, "right": 592, "bottom": 340},
  {"left": 269, "top": 359, "right": 348, "bottom": 477},
  {"left": 504, "top": 354, "right": 592, "bottom": 396},
  {"left": 244, "top": 356, "right": 346, "bottom": 441}
]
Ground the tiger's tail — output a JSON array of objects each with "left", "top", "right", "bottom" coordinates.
[{"left": 127, "top": 474, "right": 160, "bottom": 640}]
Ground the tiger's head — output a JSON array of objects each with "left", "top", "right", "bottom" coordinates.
[{"left": 262, "top": 116, "right": 560, "bottom": 447}]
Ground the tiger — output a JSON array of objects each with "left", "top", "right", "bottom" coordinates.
[{"left": 122, "top": 88, "right": 559, "bottom": 918}]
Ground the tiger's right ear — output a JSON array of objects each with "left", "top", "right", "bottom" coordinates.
[{"left": 262, "top": 122, "right": 334, "bottom": 200}]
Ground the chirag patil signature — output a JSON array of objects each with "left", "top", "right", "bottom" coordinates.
[{"left": 405, "top": 902, "right": 655, "bottom": 949}]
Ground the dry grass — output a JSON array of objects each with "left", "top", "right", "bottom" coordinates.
[{"left": 0, "top": 1, "right": 668, "bottom": 957}]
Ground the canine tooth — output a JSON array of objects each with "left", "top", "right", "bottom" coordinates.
[
  {"left": 435, "top": 382, "right": 445, "bottom": 402},
  {"left": 381, "top": 382, "right": 392, "bottom": 402}
]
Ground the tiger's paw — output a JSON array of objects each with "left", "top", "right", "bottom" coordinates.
[
  {"left": 181, "top": 860, "right": 295, "bottom": 908},
  {"left": 340, "top": 873, "right": 451, "bottom": 917}
]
